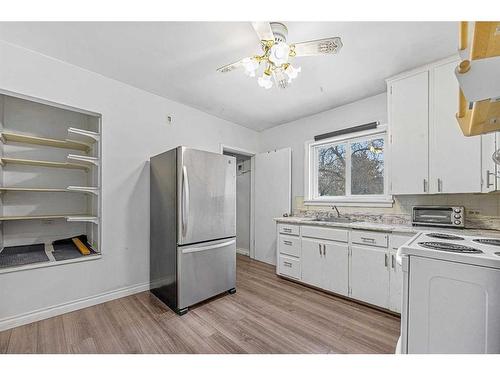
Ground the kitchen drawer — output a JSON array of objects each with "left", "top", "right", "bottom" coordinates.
[
  {"left": 278, "top": 234, "right": 301, "bottom": 257},
  {"left": 351, "top": 230, "right": 389, "bottom": 248},
  {"left": 301, "top": 225, "right": 348, "bottom": 242},
  {"left": 277, "top": 254, "right": 301, "bottom": 279},
  {"left": 278, "top": 223, "right": 300, "bottom": 236}
]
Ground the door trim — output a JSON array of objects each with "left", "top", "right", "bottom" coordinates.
[{"left": 220, "top": 144, "right": 257, "bottom": 260}]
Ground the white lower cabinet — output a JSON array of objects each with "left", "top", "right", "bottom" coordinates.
[
  {"left": 276, "top": 223, "right": 412, "bottom": 313},
  {"left": 388, "top": 233, "right": 414, "bottom": 313},
  {"left": 277, "top": 254, "right": 301, "bottom": 280},
  {"left": 302, "top": 237, "right": 349, "bottom": 296},
  {"left": 388, "top": 249, "right": 402, "bottom": 313},
  {"left": 350, "top": 245, "right": 390, "bottom": 308}
]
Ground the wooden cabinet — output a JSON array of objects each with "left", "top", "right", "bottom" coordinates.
[
  {"left": 350, "top": 245, "right": 390, "bottom": 308},
  {"left": 389, "top": 70, "right": 429, "bottom": 195},
  {"left": 388, "top": 56, "right": 487, "bottom": 195},
  {"left": 302, "top": 237, "right": 349, "bottom": 296}
]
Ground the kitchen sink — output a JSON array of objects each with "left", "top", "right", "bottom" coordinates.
[{"left": 314, "top": 217, "right": 360, "bottom": 223}]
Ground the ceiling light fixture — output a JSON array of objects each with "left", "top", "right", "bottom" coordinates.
[{"left": 217, "top": 22, "right": 343, "bottom": 90}]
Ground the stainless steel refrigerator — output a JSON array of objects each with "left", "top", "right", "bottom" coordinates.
[{"left": 150, "top": 146, "right": 236, "bottom": 315}]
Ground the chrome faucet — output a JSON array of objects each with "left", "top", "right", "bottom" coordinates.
[{"left": 332, "top": 205, "right": 341, "bottom": 217}]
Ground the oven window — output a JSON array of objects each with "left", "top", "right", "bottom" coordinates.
[{"left": 414, "top": 208, "right": 453, "bottom": 224}]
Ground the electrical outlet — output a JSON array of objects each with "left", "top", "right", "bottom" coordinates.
[{"left": 166, "top": 115, "right": 173, "bottom": 125}]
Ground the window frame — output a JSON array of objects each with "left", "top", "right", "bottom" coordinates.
[{"left": 304, "top": 126, "right": 393, "bottom": 207}]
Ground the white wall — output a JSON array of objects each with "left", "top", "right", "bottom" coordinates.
[
  {"left": 0, "top": 40, "right": 259, "bottom": 328},
  {"left": 236, "top": 159, "right": 251, "bottom": 253},
  {"left": 259, "top": 94, "right": 388, "bottom": 207}
]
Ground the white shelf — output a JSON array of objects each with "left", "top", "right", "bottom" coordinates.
[
  {"left": 0, "top": 131, "right": 90, "bottom": 152},
  {"left": 66, "top": 215, "right": 99, "bottom": 224},
  {"left": 66, "top": 186, "right": 99, "bottom": 195},
  {"left": 0, "top": 186, "right": 99, "bottom": 195},
  {"left": 0, "top": 187, "right": 69, "bottom": 193},
  {"left": 0, "top": 157, "right": 89, "bottom": 170},
  {"left": 67, "top": 154, "right": 99, "bottom": 166},
  {"left": 0, "top": 214, "right": 98, "bottom": 223},
  {"left": 67, "top": 127, "right": 100, "bottom": 144},
  {"left": 0, "top": 254, "right": 101, "bottom": 275}
]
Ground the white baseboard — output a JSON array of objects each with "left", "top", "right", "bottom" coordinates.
[
  {"left": 236, "top": 247, "right": 250, "bottom": 256},
  {"left": 0, "top": 282, "right": 150, "bottom": 332}
]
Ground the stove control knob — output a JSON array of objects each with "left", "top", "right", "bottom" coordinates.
[
  {"left": 454, "top": 208, "right": 461, "bottom": 213},
  {"left": 454, "top": 220, "right": 461, "bottom": 225},
  {"left": 454, "top": 214, "right": 461, "bottom": 219}
]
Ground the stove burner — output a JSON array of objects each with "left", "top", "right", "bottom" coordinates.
[
  {"left": 473, "top": 238, "right": 500, "bottom": 247},
  {"left": 418, "top": 242, "right": 483, "bottom": 254},
  {"left": 426, "top": 233, "right": 465, "bottom": 240}
]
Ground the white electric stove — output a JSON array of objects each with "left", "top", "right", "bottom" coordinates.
[{"left": 397, "top": 231, "right": 500, "bottom": 354}]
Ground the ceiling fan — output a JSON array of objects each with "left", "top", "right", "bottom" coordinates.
[{"left": 216, "top": 22, "right": 343, "bottom": 89}]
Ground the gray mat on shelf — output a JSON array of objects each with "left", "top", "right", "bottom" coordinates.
[
  {"left": 0, "top": 244, "right": 49, "bottom": 268},
  {"left": 52, "top": 242, "right": 84, "bottom": 261}
]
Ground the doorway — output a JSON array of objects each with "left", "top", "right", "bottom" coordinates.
[{"left": 221, "top": 145, "right": 256, "bottom": 259}]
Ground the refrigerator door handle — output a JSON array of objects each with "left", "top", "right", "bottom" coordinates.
[
  {"left": 181, "top": 239, "right": 236, "bottom": 254},
  {"left": 182, "top": 165, "right": 190, "bottom": 237}
]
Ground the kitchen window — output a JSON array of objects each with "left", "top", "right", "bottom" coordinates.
[{"left": 305, "top": 127, "right": 393, "bottom": 207}]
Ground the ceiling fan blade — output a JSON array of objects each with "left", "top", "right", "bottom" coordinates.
[
  {"left": 216, "top": 59, "right": 245, "bottom": 73},
  {"left": 251, "top": 22, "right": 275, "bottom": 42},
  {"left": 292, "top": 37, "right": 343, "bottom": 57}
]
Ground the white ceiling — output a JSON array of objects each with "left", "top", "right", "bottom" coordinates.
[{"left": 0, "top": 22, "right": 458, "bottom": 131}]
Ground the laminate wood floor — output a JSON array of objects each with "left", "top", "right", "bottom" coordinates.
[{"left": 0, "top": 255, "right": 400, "bottom": 354}]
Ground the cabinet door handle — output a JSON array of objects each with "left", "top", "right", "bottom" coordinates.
[
  {"left": 283, "top": 261, "right": 292, "bottom": 267},
  {"left": 283, "top": 240, "right": 292, "bottom": 246},
  {"left": 318, "top": 243, "right": 321, "bottom": 255},
  {"left": 437, "top": 178, "right": 442, "bottom": 192},
  {"left": 384, "top": 253, "right": 388, "bottom": 268},
  {"left": 323, "top": 244, "right": 326, "bottom": 257},
  {"left": 487, "top": 170, "right": 495, "bottom": 188},
  {"left": 391, "top": 254, "right": 395, "bottom": 269},
  {"left": 423, "top": 179, "right": 428, "bottom": 193}
]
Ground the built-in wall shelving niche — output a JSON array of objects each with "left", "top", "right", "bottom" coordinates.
[{"left": 0, "top": 90, "right": 102, "bottom": 272}]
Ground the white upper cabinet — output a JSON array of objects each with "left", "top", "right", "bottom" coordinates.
[
  {"left": 389, "top": 70, "right": 429, "bottom": 195},
  {"left": 388, "top": 56, "right": 489, "bottom": 195},
  {"left": 481, "top": 132, "right": 498, "bottom": 192},
  {"left": 430, "top": 60, "right": 481, "bottom": 193}
]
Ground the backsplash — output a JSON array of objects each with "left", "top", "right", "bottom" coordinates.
[{"left": 292, "top": 193, "right": 500, "bottom": 230}]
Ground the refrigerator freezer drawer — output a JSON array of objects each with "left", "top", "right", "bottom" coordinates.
[{"left": 177, "top": 238, "right": 236, "bottom": 309}]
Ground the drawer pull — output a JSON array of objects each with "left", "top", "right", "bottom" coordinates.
[
  {"left": 384, "top": 253, "right": 388, "bottom": 267},
  {"left": 283, "top": 228, "right": 292, "bottom": 233},
  {"left": 283, "top": 240, "right": 293, "bottom": 246},
  {"left": 361, "top": 237, "right": 375, "bottom": 243},
  {"left": 283, "top": 261, "right": 293, "bottom": 267}
]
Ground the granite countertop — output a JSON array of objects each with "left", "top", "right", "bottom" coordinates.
[{"left": 274, "top": 216, "right": 500, "bottom": 237}]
